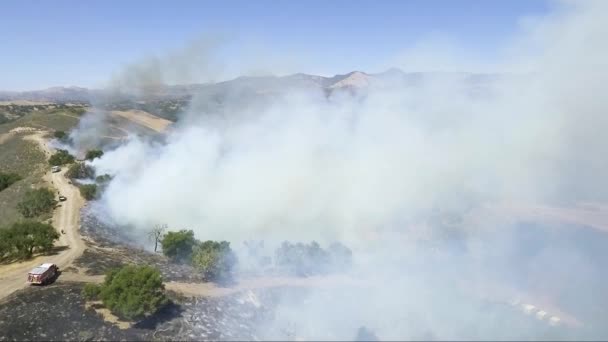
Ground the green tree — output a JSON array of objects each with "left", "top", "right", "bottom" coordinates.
[
  {"left": 79, "top": 184, "right": 97, "bottom": 200},
  {"left": 16, "top": 188, "right": 56, "bottom": 218},
  {"left": 275, "top": 241, "right": 331, "bottom": 276},
  {"left": 66, "top": 162, "right": 95, "bottom": 179},
  {"left": 97, "top": 265, "right": 167, "bottom": 320},
  {"left": 85, "top": 149, "right": 104, "bottom": 161},
  {"left": 53, "top": 130, "right": 67, "bottom": 140},
  {"left": 95, "top": 174, "right": 113, "bottom": 183},
  {"left": 82, "top": 283, "right": 101, "bottom": 300},
  {"left": 191, "top": 241, "right": 237, "bottom": 281},
  {"left": 0, "top": 172, "right": 21, "bottom": 192},
  {"left": 48, "top": 149, "right": 75, "bottom": 166},
  {"left": 161, "top": 229, "right": 197, "bottom": 263},
  {"left": 0, "top": 221, "right": 59, "bottom": 259}
]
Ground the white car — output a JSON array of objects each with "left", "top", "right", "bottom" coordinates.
[{"left": 51, "top": 166, "right": 61, "bottom": 173}]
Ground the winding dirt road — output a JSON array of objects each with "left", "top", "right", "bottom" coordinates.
[{"left": 0, "top": 132, "right": 85, "bottom": 301}]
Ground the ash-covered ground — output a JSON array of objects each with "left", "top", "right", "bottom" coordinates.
[
  {"left": 77, "top": 205, "right": 207, "bottom": 283},
  {"left": 1, "top": 205, "right": 606, "bottom": 340},
  {"left": 0, "top": 283, "right": 277, "bottom": 341},
  {"left": 0, "top": 281, "right": 579, "bottom": 341}
]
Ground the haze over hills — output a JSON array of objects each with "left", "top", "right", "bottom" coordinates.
[{"left": 0, "top": 68, "right": 499, "bottom": 104}]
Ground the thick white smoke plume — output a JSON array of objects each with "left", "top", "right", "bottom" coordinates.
[
  {"left": 83, "top": 1, "right": 608, "bottom": 339},
  {"left": 92, "top": 0, "right": 608, "bottom": 243}
]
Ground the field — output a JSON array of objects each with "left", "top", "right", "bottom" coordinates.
[
  {"left": 0, "top": 133, "right": 47, "bottom": 227},
  {"left": 0, "top": 105, "right": 84, "bottom": 227},
  {"left": 0, "top": 105, "right": 85, "bottom": 134}
]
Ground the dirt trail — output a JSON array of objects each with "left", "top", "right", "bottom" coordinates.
[
  {"left": 0, "top": 132, "right": 85, "bottom": 301},
  {"left": 59, "top": 273, "right": 362, "bottom": 298}
]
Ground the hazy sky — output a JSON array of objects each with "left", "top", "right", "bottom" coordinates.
[{"left": 1, "top": 0, "right": 551, "bottom": 90}]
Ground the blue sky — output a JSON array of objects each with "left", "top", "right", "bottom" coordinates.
[{"left": 0, "top": 0, "right": 551, "bottom": 90}]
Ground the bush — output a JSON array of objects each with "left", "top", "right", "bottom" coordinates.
[
  {"left": 191, "top": 241, "right": 237, "bottom": 281},
  {"left": 161, "top": 230, "right": 197, "bottom": 263},
  {"left": 66, "top": 163, "right": 95, "bottom": 179},
  {"left": 53, "top": 130, "right": 67, "bottom": 140},
  {"left": 95, "top": 174, "right": 113, "bottom": 183},
  {"left": 16, "top": 188, "right": 56, "bottom": 218},
  {"left": 0, "top": 221, "right": 59, "bottom": 259},
  {"left": 79, "top": 184, "right": 97, "bottom": 200},
  {"left": 0, "top": 172, "right": 21, "bottom": 192},
  {"left": 99, "top": 265, "right": 167, "bottom": 320},
  {"left": 49, "top": 149, "right": 75, "bottom": 166},
  {"left": 83, "top": 283, "right": 101, "bottom": 300},
  {"left": 85, "top": 149, "right": 104, "bottom": 161},
  {"left": 275, "top": 241, "right": 353, "bottom": 277},
  {"left": 275, "top": 241, "right": 329, "bottom": 276}
]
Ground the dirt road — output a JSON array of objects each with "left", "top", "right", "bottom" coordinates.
[{"left": 0, "top": 132, "right": 85, "bottom": 301}]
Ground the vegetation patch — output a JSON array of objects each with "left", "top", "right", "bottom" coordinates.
[
  {"left": 66, "top": 162, "right": 95, "bottom": 179},
  {"left": 0, "top": 135, "right": 46, "bottom": 227},
  {"left": 85, "top": 149, "right": 104, "bottom": 161},
  {"left": 0, "top": 221, "right": 59, "bottom": 261},
  {"left": 160, "top": 229, "right": 237, "bottom": 282},
  {"left": 191, "top": 241, "right": 237, "bottom": 282},
  {"left": 16, "top": 187, "right": 56, "bottom": 218},
  {"left": 79, "top": 183, "right": 98, "bottom": 200},
  {"left": 82, "top": 265, "right": 168, "bottom": 321},
  {"left": 48, "top": 149, "right": 75, "bottom": 166},
  {"left": 160, "top": 229, "right": 198, "bottom": 263},
  {"left": 275, "top": 241, "right": 352, "bottom": 277},
  {"left": 0, "top": 172, "right": 21, "bottom": 192}
]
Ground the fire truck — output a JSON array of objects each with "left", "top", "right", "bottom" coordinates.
[{"left": 27, "top": 263, "right": 59, "bottom": 285}]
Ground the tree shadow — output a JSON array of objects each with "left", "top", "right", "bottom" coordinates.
[
  {"left": 0, "top": 246, "right": 69, "bottom": 264},
  {"left": 44, "top": 245, "right": 70, "bottom": 256},
  {"left": 132, "top": 301, "right": 184, "bottom": 330}
]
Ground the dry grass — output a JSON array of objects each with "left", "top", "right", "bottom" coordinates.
[{"left": 0, "top": 134, "right": 48, "bottom": 227}]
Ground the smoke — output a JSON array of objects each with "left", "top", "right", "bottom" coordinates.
[{"left": 82, "top": 0, "right": 608, "bottom": 339}]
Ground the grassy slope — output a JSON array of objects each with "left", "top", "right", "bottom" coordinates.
[
  {"left": 0, "top": 107, "right": 82, "bottom": 227},
  {"left": 0, "top": 106, "right": 85, "bottom": 134}
]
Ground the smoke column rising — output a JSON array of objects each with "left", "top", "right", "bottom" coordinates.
[{"left": 84, "top": 1, "right": 608, "bottom": 339}]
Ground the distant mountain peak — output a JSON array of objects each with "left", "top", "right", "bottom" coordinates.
[{"left": 329, "top": 70, "right": 372, "bottom": 89}]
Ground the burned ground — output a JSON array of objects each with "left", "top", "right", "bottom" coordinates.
[
  {"left": 0, "top": 282, "right": 284, "bottom": 341},
  {"left": 76, "top": 205, "right": 207, "bottom": 283},
  {"left": 0, "top": 283, "right": 146, "bottom": 341},
  {"left": 74, "top": 247, "right": 207, "bottom": 283}
]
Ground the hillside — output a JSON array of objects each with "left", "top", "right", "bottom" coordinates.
[{"left": 0, "top": 69, "right": 500, "bottom": 121}]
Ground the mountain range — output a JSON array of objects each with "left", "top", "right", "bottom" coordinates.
[{"left": 0, "top": 68, "right": 499, "bottom": 103}]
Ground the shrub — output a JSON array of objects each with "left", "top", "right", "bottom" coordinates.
[
  {"left": 66, "top": 163, "right": 95, "bottom": 179},
  {"left": 0, "top": 221, "right": 59, "bottom": 259},
  {"left": 0, "top": 172, "right": 21, "bottom": 192},
  {"left": 16, "top": 188, "right": 56, "bottom": 218},
  {"left": 161, "top": 230, "right": 197, "bottom": 263},
  {"left": 53, "top": 130, "right": 67, "bottom": 140},
  {"left": 274, "top": 241, "right": 353, "bottom": 277},
  {"left": 85, "top": 149, "right": 104, "bottom": 161},
  {"left": 99, "top": 265, "right": 167, "bottom": 320},
  {"left": 95, "top": 174, "right": 113, "bottom": 183},
  {"left": 83, "top": 283, "right": 101, "bottom": 300},
  {"left": 191, "top": 241, "right": 237, "bottom": 281},
  {"left": 275, "top": 241, "right": 329, "bottom": 276},
  {"left": 79, "top": 184, "right": 97, "bottom": 200},
  {"left": 48, "top": 149, "right": 75, "bottom": 166}
]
